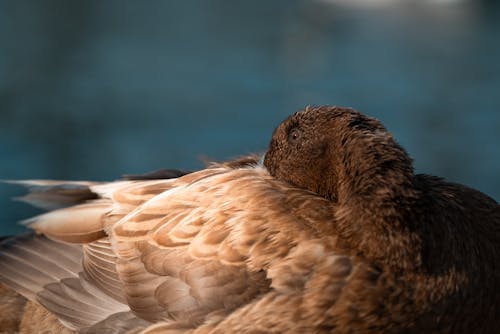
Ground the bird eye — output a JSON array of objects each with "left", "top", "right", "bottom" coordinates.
[{"left": 288, "top": 128, "right": 303, "bottom": 143}]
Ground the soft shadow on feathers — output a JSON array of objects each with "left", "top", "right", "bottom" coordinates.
[{"left": 0, "top": 106, "right": 498, "bottom": 334}]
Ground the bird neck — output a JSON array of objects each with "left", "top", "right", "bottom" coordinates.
[{"left": 332, "top": 137, "right": 422, "bottom": 271}]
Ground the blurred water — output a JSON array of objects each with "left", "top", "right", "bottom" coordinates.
[{"left": 0, "top": 0, "right": 499, "bottom": 235}]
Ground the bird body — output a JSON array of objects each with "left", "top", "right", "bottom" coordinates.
[{"left": 0, "top": 106, "right": 498, "bottom": 333}]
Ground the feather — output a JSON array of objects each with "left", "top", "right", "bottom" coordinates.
[
  {"left": 2, "top": 180, "right": 98, "bottom": 210},
  {"left": 21, "top": 201, "right": 111, "bottom": 243},
  {"left": 0, "top": 234, "right": 82, "bottom": 300}
]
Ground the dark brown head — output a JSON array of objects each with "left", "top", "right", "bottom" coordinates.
[
  {"left": 263, "top": 106, "right": 423, "bottom": 270},
  {"left": 263, "top": 106, "right": 415, "bottom": 204}
]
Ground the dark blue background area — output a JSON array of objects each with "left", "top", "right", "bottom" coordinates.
[{"left": 1, "top": 0, "right": 499, "bottom": 235}]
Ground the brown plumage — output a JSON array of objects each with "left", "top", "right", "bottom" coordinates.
[
  {"left": 0, "top": 106, "right": 498, "bottom": 333},
  {"left": 264, "top": 106, "right": 500, "bottom": 332}
]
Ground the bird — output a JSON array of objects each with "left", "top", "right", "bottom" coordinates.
[{"left": 0, "top": 105, "right": 499, "bottom": 333}]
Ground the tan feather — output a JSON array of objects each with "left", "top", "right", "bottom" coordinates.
[
  {"left": 103, "top": 167, "right": 342, "bottom": 329},
  {"left": 83, "top": 239, "right": 126, "bottom": 303},
  {"left": 22, "top": 201, "right": 111, "bottom": 243},
  {"left": 1, "top": 165, "right": 347, "bottom": 333},
  {"left": 0, "top": 235, "right": 145, "bottom": 332}
]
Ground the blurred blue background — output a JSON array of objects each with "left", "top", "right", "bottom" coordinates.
[{"left": 1, "top": 0, "right": 499, "bottom": 235}]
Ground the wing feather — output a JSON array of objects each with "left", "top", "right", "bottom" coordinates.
[
  {"left": 22, "top": 201, "right": 111, "bottom": 243},
  {"left": 3, "top": 180, "right": 98, "bottom": 210},
  {"left": 83, "top": 239, "right": 126, "bottom": 303},
  {"left": 108, "top": 167, "right": 337, "bottom": 327},
  {"left": 1, "top": 165, "right": 345, "bottom": 332},
  {"left": 0, "top": 235, "right": 82, "bottom": 299},
  {"left": 0, "top": 235, "right": 143, "bottom": 332}
]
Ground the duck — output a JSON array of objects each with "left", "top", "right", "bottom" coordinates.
[{"left": 0, "top": 105, "right": 498, "bottom": 333}]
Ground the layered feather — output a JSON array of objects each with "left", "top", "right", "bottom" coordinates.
[{"left": 0, "top": 165, "right": 352, "bottom": 333}]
